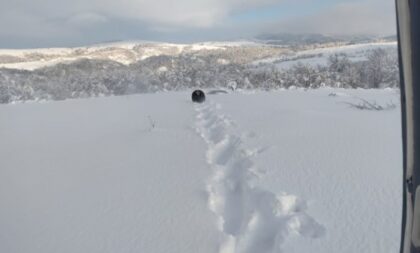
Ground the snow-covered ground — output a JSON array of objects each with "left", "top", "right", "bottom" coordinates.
[
  {"left": 0, "top": 89, "right": 402, "bottom": 253},
  {"left": 253, "top": 42, "right": 397, "bottom": 69}
]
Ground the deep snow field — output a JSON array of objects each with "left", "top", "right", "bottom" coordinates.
[{"left": 0, "top": 88, "right": 402, "bottom": 253}]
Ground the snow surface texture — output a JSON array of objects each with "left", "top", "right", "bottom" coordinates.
[
  {"left": 195, "top": 102, "right": 325, "bottom": 253},
  {"left": 0, "top": 89, "right": 402, "bottom": 253}
]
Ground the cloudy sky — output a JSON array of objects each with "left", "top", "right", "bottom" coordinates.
[{"left": 0, "top": 0, "right": 396, "bottom": 48}]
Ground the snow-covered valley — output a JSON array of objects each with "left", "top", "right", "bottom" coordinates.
[{"left": 0, "top": 88, "right": 402, "bottom": 253}]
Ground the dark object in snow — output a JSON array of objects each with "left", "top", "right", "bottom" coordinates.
[{"left": 192, "top": 90, "right": 206, "bottom": 103}]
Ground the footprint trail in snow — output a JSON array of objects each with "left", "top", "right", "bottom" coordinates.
[{"left": 195, "top": 102, "right": 325, "bottom": 253}]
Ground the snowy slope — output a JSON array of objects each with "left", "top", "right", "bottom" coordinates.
[
  {"left": 0, "top": 41, "right": 396, "bottom": 71},
  {"left": 0, "top": 89, "right": 402, "bottom": 253},
  {"left": 253, "top": 42, "right": 397, "bottom": 68},
  {"left": 0, "top": 41, "right": 249, "bottom": 70}
]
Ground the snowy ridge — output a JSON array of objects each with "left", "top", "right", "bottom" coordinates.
[
  {"left": 0, "top": 40, "right": 396, "bottom": 71},
  {"left": 253, "top": 41, "right": 397, "bottom": 68},
  {"left": 195, "top": 102, "right": 325, "bottom": 253},
  {"left": 0, "top": 41, "right": 251, "bottom": 70}
]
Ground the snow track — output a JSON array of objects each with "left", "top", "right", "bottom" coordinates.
[
  {"left": 195, "top": 102, "right": 325, "bottom": 253},
  {"left": 0, "top": 90, "right": 402, "bottom": 253}
]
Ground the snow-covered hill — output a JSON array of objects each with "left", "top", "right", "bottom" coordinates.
[
  {"left": 0, "top": 41, "right": 263, "bottom": 71},
  {"left": 0, "top": 40, "right": 396, "bottom": 71},
  {"left": 0, "top": 40, "right": 398, "bottom": 104},
  {"left": 252, "top": 42, "right": 397, "bottom": 69},
  {"left": 0, "top": 88, "right": 402, "bottom": 253}
]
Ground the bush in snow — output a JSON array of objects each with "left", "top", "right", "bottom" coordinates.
[{"left": 344, "top": 98, "right": 397, "bottom": 111}]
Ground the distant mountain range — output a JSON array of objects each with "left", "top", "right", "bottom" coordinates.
[{"left": 254, "top": 33, "right": 397, "bottom": 46}]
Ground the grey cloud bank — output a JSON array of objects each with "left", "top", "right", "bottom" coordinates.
[{"left": 0, "top": 0, "right": 396, "bottom": 48}]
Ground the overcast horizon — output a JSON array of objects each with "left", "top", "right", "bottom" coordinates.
[{"left": 0, "top": 0, "right": 396, "bottom": 49}]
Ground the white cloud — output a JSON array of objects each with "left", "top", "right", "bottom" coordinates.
[
  {"left": 267, "top": 1, "right": 396, "bottom": 35},
  {"left": 2, "top": 0, "right": 282, "bottom": 28},
  {"left": 67, "top": 12, "right": 107, "bottom": 27},
  {"left": 0, "top": 10, "right": 73, "bottom": 39},
  {"left": 0, "top": 0, "right": 397, "bottom": 48},
  {"left": 102, "top": 0, "right": 280, "bottom": 27}
]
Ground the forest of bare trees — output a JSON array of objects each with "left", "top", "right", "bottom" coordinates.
[{"left": 0, "top": 47, "right": 398, "bottom": 103}]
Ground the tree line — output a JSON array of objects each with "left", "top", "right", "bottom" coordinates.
[{"left": 0, "top": 47, "right": 399, "bottom": 104}]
